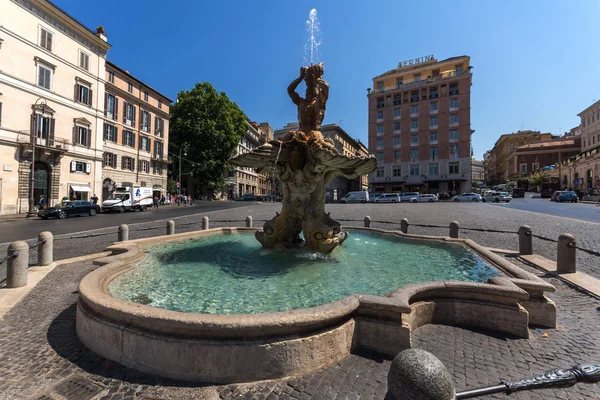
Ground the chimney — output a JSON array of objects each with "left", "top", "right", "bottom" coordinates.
[{"left": 95, "top": 26, "right": 107, "bottom": 42}]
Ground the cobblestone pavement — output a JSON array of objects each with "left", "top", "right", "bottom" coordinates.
[{"left": 0, "top": 253, "right": 599, "bottom": 399}]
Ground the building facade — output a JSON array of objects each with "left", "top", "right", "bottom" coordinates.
[
  {"left": 101, "top": 61, "right": 170, "bottom": 202},
  {"left": 506, "top": 137, "right": 580, "bottom": 179},
  {"left": 274, "top": 123, "right": 369, "bottom": 201},
  {"left": 367, "top": 55, "right": 473, "bottom": 195},
  {"left": 486, "top": 130, "right": 553, "bottom": 183},
  {"left": 471, "top": 159, "right": 484, "bottom": 185},
  {"left": 0, "top": 0, "right": 110, "bottom": 214},
  {"left": 575, "top": 101, "right": 600, "bottom": 190}
]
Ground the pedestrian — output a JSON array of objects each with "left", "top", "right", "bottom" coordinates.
[
  {"left": 38, "top": 195, "right": 46, "bottom": 210},
  {"left": 91, "top": 193, "right": 98, "bottom": 205},
  {"left": 153, "top": 196, "right": 159, "bottom": 210},
  {"left": 188, "top": 194, "right": 192, "bottom": 205}
]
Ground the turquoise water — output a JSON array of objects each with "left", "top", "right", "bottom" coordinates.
[{"left": 108, "top": 231, "right": 501, "bottom": 314}]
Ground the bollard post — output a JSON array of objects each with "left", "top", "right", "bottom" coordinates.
[
  {"left": 449, "top": 221, "right": 460, "bottom": 239},
  {"left": 38, "top": 231, "right": 53, "bottom": 266},
  {"left": 118, "top": 224, "right": 129, "bottom": 242},
  {"left": 400, "top": 218, "right": 409, "bottom": 234},
  {"left": 518, "top": 225, "right": 533, "bottom": 255},
  {"left": 7, "top": 241, "right": 28, "bottom": 288},
  {"left": 364, "top": 216, "right": 371, "bottom": 228},
  {"left": 245, "top": 216, "right": 253, "bottom": 228},
  {"left": 202, "top": 216, "right": 209, "bottom": 230},
  {"left": 557, "top": 233, "right": 576, "bottom": 274},
  {"left": 166, "top": 220, "right": 175, "bottom": 235}
]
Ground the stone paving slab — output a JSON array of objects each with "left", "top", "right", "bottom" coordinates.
[{"left": 0, "top": 237, "right": 599, "bottom": 399}]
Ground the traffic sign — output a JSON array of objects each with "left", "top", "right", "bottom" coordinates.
[{"left": 176, "top": 182, "right": 180, "bottom": 187}]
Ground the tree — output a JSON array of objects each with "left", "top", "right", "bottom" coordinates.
[{"left": 170, "top": 82, "right": 247, "bottom": 195}]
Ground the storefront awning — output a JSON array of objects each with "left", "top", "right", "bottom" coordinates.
[{"left": 71, "top": 184, "right": 91, "bottom": 192}]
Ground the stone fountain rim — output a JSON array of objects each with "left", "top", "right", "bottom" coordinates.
[{"left": 79, "top": 226, "right": 554, "bottom": 340}]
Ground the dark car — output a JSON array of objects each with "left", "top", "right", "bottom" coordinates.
[
  {"left": 38, "top": 200, "right": 98, "bottom": 219},
  {"left": 557, "top": 191, "right": 578, "bottom": 203}
]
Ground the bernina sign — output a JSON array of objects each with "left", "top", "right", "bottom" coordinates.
[{"left": 398, "top": 55, "right": 434, "bottom": 68}]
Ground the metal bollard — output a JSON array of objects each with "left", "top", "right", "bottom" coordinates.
[
  {"left": 245, "top": 216, "right": 253, "bottom": 228},
  {"left": 364, "top": 216, "right": 371, "bottom": 228},
  {"left": 38, "top": 231, "right": 53, "bottom": 266},
  {"left": 449, "top": 221, "right": 460, "bottom": 239},
  {"left": 118, "top": 224, "right": 129, "bottom": 242},
  {"left": 202, "top": 216, "right": 209, "bottom": 230},
  {"left": 518, "top": 225, "right": 533, "bottom": 255},
  {"left": 557, "top": 233, "right": 576, "bottom": 274},
  {"left": 400, "top": 218, "right": 409, "bottom": 234},
  {"left": 166, "top": 220, "right": 175, "bottom": 235},
  {"left": 7, "top": 241, "right": 28, "bottom": 288}
]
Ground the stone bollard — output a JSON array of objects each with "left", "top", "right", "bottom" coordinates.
[
  {"left": 400, "top": 218, "right": 409, "bottom": 234},
  {"left": 449, "top": 221, "right": 460, "bottom": 239},
  {"left": 7, "top": 241, "right": 29, "bottom": 288},
  {"left": 118, "top": 224, "right": 129, "bottom": 242},
  {"left": 557, "top": 233, "right": 576, "bottom": 274},
  {"left": 364, "top": 216, "right": 371, "bottom": 228},
  {"left": 202, "top": 216, "right": 209, "bottom": 230},
  {"left": 245, "top": 216, "right": 253, "bottom": 228},
  {"left": 37, "top": 231, "right": 53, "bottom": 266},
  {"left": 166, "top": 220, "right": 175, "bottom": 235},
  {"left": 387, "top": 349, "right": 455, "bottom": 400},
  {"left": 518, "top": 225, "right": 533, "bottom": 255}
]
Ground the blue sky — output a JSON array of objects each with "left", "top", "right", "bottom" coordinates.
[{"left": 55, "top": 0, "right": 600, "bottom": 159}]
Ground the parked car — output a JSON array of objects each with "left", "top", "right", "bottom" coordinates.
[
  {"left": 550, "top": 191, "right": 563, "bottom": 202},
  {"left": 368, "top": 194, "right": 382, "bottom": 203},
  {"left": 399, "top": 192, "right": 420, "bottom": 202},
  {"left": 340, "top": 191, "right": 369, "bottom": 203},
  {"left": 512, "top": 188, "right": 526, "bottom": 198},
  {"left": 451, "top": 193, "right": 482, "bottom": 202},
  {"left": 557, "top": 191, "right": 578, "bottom": 203},
  {"left": 38, "top": 200, "right": 98, "bottom": 219},
  {"left": 375, "top": 193, "right": 400, "bottom": 203},
  {"left": 410, "top": 194, "right": 439, "bottom": 203},
  {"left": 483, "top": 192, "right": 512, "bottom": 203},
  {"left": 437, "top": 192, "right": 451, "bottom": 201}
]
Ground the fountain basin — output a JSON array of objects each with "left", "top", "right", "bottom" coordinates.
[{"left": 77, "top": 227, "right": 556, "bottom": 383}]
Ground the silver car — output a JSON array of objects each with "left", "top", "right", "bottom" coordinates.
[
  {"left": 410, "top": 194, "right": 439, "bottom": 203},
  {"left": 451, "top": 193, "right": 482, "bottom": 202},
  {"left": 375, "top": 193, "right": 400, "bottom": 203}
]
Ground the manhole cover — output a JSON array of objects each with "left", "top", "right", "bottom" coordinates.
[{"left": 33, "top": 375, "right": 105, "bottom": 400}]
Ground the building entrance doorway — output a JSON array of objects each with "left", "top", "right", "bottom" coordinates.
[
  {"left": 33, "top": 161, "right": 50, "bottom": 206},
  {"left": 102, "top": 178, "right": 114, "bottom": 202}
]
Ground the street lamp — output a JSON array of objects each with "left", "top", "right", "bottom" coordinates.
[
  {"left": 27, "top": 97, "right": 46, "bottom": 217},
  {"left": 177, "top": 143, "right": 188, "bottom": 195}
]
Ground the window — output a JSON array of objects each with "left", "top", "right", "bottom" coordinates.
[
  {"left": 144, "top": 91, "right": 149, "bottom": 101},
  {"left": 410, "top": 134, "right": 419, "bottom": 146},
  {"left": 105, "top": 93, "right": 117, "bottom": 120},
  {"left": 430, "top": 131, "right": 438, "bottom": 143},
  {"left": 450, "top": 114, "right": 459, "bottom": 126},
  {"left": 413, "top": 73, "right": 421, "bottom": 82},
  {"left": 410, "top": 120, "right": 418, "bottom": 131},
  {"left": 377, "top": 124, "right": 384, "bottom": 136},
  {"left": 103, "top": 152, "right": 117, "bottom": 168},
  {"left": 377, "top": 98, "right": 385, "bottom": 108},
  {"left": 396, "top": 78, "right": 403, "bottom": 88},
  {"left": 121, "top": 156, "right": 135, "bottom": 171},
  {"left": 518, "top": 141, "right": 524, "bottom": 146},
  {"left": 70, "top": 161, "right": 91, "bottom": 174},
  {"left": 393, "top": 108, "right": 401, "bottom": 119},
  {"left": 124, "top": 102, "right": 136, "bottom": 127},
  {"left": 34, "top": 113, "right": 55, "bottom": 145},
  {"left": 377, "top": 111, "right": 384, "bottom": 120},
  {"left": 411, "top": 105, "right": 419, "bottom": 115},
  {"left": 79, "top": 50, "right": 90, "bottom": 71},
  {"left": 376, "top": 138, "right": 383, "bottom": 149},
  {"left": 376, "top": 168, "right": 384, "bottom": 178},
  {"left": 410, "top": 149, "right": 419, "bottom": 161},
  {"left": 393, "top": 136, "right": 401, "bottom": 148},
  {"left": 122, "top": 130, "right": 135, "bottom": 147},
  {"left": 394, "top": 123, "right": 401, "bottom": 133},
  {"left": 394, "top": 150, "right": 400, "bottom": 160},
  {"left": 140, "top": 136, "right": 151, "bottom": 152},
  {"left": 377, "top": 81, "right": 384, "bottom": 89},
  {"left": 103, "top": 123, "right": 117, "bottom": 142},
  {"left": 108, "top": 71, "right": 115, "bottom": 83},
  {"left": 430, "top": 116, "right": 438, "bottom": 127},
  {"left": 430, "top": 102, "right": 438, "bottom": 113},
  {"left": 450, "top": 98, "right": 458, "bottom": 109},
  {"left": 521, "top": 155, "right": 526, "bottom": 162},
  {"left": 158, "top": 100, "right": 162, "bottom": 110},
  {"left": 410, "top": 164, "right": 420, "bottom": 176},
  {"left": 73, "top": 125, "right": 91, "bottom": 146},
  {"left": 377, "top": 152, "right": 384, "bottom": 162},
  {"left": 393, "top": 166, "right": 401, "bottom": 177},
  {"left": 455, "top": 65, "right": 463, "bottom": 74},
  {"left": 393, "top": 95, "right": 401, "bottom": 105},
  {"left": 139, "top": 160, "right": 150, "bottom": 173},
  {"left": 154, "top": 141, "right": 164, "bottom": 158},
  {"left": 450, "top": 129, "right": 458, "bottom": 142},
  {"left": 128, "top": 82, "right": 134, "bottom": 93},
  {"left": 520, "top": 164, "right": 527, "bottom": 173},
  {"left": 141, "top": 110, "right": 150, "bottom": 132},
  {"left": 449, "top": 162, "right": 459, "bottom": 174},
  {"left": 450, "top": 144, "right": 459, "bottom": 159},
  {"left": 152, "top": 161, "right": 163, "bottom": 175},
  {"left": 429, "top": 147, "right": 438, "bottom": 160},
  {"left": 37, "top": 64, "right": 52, "bottom": 89},
  {"left": 39, "top": 27, "right": 53, "bottom": 51},
  {"left": 154, "top": 117, "right": 164, "bottom": 137},
  {"left": 429, "top": 163, "right": 439, "bottom": 176},
  {"left": 75, "top": 82, "right": 92, "bottom": 106}
]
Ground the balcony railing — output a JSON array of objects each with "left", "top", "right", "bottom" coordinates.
[{"left": 370, "top": 71, "right": 470, "bottom": 96}]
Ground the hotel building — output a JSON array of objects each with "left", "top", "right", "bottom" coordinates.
[{"left": 367, "top": 55, "right": 473, "bottom": 195}]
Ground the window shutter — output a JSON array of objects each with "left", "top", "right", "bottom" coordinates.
[
  {"left": 114, "top": 97, "right": 119, "bottom": 121},
  {"left": 154, "top": 116, "right": 158, "bottom": 135},
  {"left": 139, "top": 135, "right": 143, "bottom": 148},
  {"left": 112, "top": 154, "right": 117, "bottom": 169},
  {"left": 132, "top": 133, "right": 136, "bottom": 147},
  {"left": 30, "top": 114, "right": 37, "bottom": 139},
  {"left": 138, "top": 159, "right": 142, "bottom": 171},
  {"left": 86, "top": 128, "right": 92, "bottom": 147},
  {"left": 86, "top": 163, "right": 91, "bottom": 173},
  {"left": 88, "top": 89, "right": 93, "bottom": 106},
  {"left": 148, "top": 113, "right": 151, "bottom": 133},
  {"left": 40, "top": 29, "right": 46, "bottom": 47},
  {"left": 122, "top": 101, "right": 127, "bottom": 124},
  {"left": 121, "top": 156, "right": 126, "bottom": 170},
  {"left": 72, "top": 126, "right": 77, "bottom": 144},
  {"left": 71, "top": 160, "right": 76, "bottom": 172},
  {"left": 104, "top": 92, "right": 108, "bottom": 116},
  {"left": 74, "top": 84, "right": 80, "bottom": 102},
  {"left": 47, "top": 31, "right": 52, "bottom": 51},
  {"left": 49, "top": 118, "right": 55, "bottom": 146},
  {"left": 132, "top": 106, "right": 136, "bottom": 126}
]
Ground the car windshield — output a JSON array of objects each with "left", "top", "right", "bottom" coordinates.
[
  {"left": 500, "top": 192, "right": 510, "bottom": 196},
  {"left": 108, "top": 193, "right": 125, "bottom": 200}
]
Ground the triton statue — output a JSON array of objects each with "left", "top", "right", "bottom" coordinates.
[{"left": 230, "top": 64, "right": 376, "bottom": 252}]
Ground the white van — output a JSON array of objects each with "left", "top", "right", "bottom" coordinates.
[
  {"left": 374, "top": 193, "right": 401, "bottom": 203},
  {"left": 340, "top": 191, "right": 369, "bottom": 203}
]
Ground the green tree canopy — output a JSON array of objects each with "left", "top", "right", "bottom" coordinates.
[{"left": 170, "top": 82, "right": 247, "bottom": 193}]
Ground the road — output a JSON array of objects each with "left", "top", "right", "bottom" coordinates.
[
  {"left": 0, "top": 201, "right": 252, "bottom": 243},
  {"left": 484, "top": 195, "right": 600, "bottom": 224}
]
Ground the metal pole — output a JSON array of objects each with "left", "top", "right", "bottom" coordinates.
[{"left": 178, "top": 145, "right": 182, "bottom": 196}]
